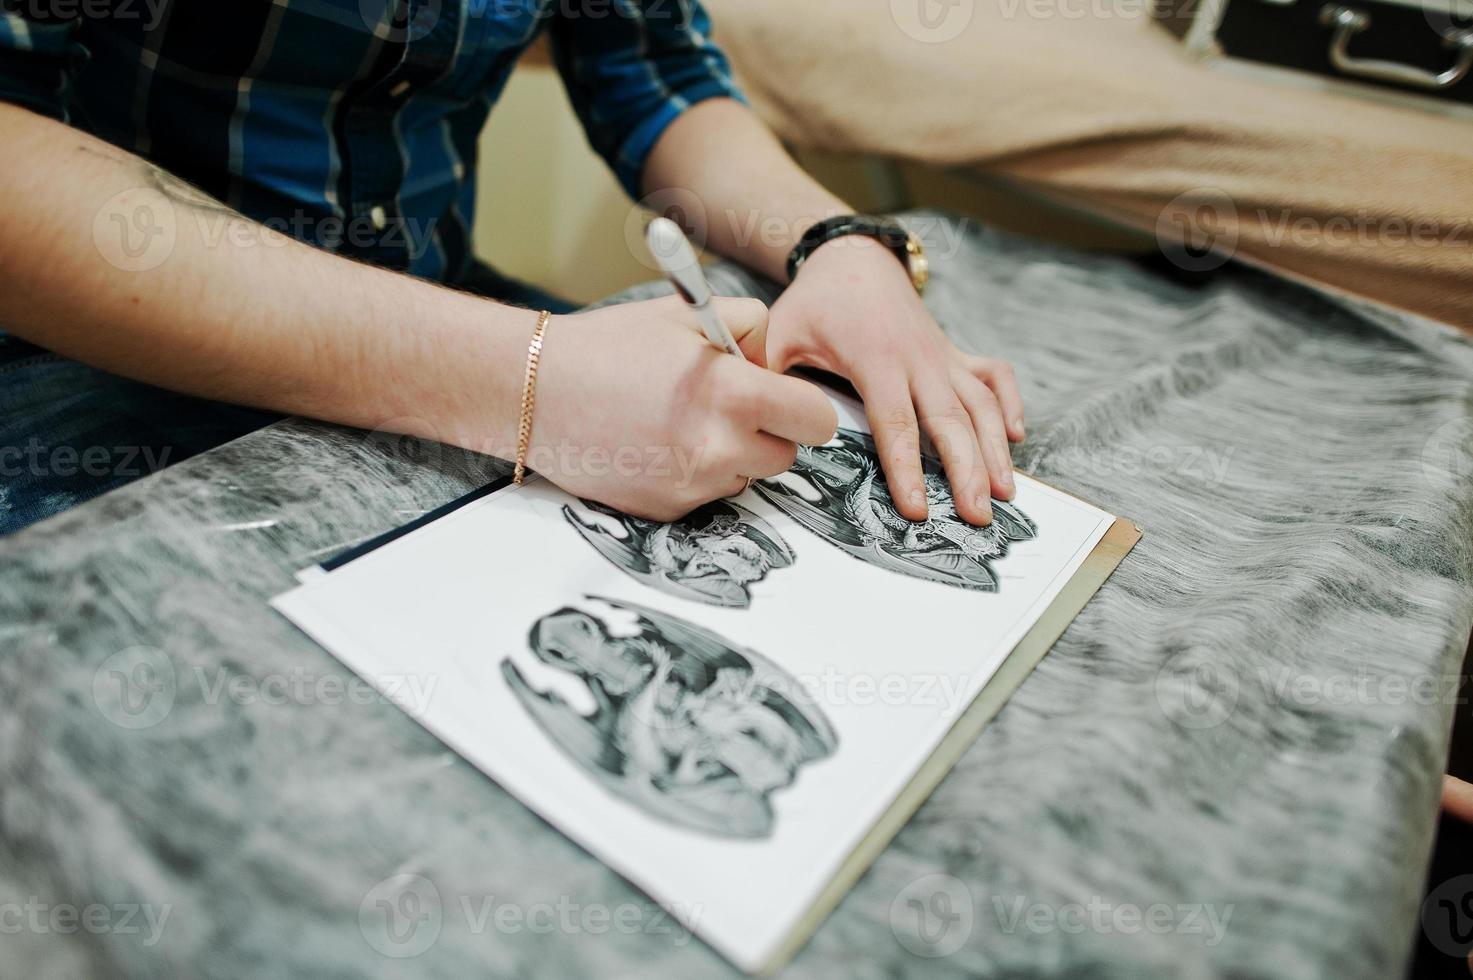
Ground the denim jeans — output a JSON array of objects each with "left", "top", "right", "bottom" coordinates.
[{"left": 0, "top": 264, "right": 575, "bottom": 537}]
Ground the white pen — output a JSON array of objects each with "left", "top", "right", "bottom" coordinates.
[{"left": 645, "top": 217, "right": 748, "bottom": 361}]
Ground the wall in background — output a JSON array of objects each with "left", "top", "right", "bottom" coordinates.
[
  {"left": 472, "top": 63, "right": 653, "bottom": 306},
  {"left": 471, "top": 64, "right": 1145, "bottom": 308}
]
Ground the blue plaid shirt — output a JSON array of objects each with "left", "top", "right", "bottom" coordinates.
[{"left": 0, "top": 0, "right": 742, "bottom": 282}]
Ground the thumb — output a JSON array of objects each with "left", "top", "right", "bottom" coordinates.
[{"left": 711, "top": 297, "right": 771, "bottom": 368}]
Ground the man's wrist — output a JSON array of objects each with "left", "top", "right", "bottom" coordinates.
[
  {"left": 382, "top": 287, "right": 531, "bottom": 458},
  {"left": 786, "top": 215, "right": 928, "bottom": 293},
  {"left": 793, "top": 234, "right": 912, "bottom": 286}
]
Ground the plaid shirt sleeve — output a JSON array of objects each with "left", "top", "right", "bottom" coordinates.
[
  {"left": 0, "top": 12, "right": 85, "bottom": 121},
  {"left": 550, "top": 0, "right": 745, "bottom": 198}
]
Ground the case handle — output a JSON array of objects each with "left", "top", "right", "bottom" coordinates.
[{"left": 1318, "top": 4, "right": 1473, "bottom": 91}]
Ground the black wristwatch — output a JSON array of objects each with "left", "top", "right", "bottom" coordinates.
[{"left": 786, "top": 215, "right": 929, "bottom": 294}]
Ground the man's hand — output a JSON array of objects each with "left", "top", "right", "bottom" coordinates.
[
  {"left": 766, "top": 236, "right": 1025, "bottom": 527},
  {"left": 640, "top": 97, "right": 1023, "bottom": 525},
  {"left": 525, "top": 295, "right": 838, "bottom": 522}
]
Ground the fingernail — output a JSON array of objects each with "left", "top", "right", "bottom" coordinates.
[
  {"left": 974, "top": 495, "right": 994, "bottom": 524},
  {"left": 908, "top": 488, "right": 926, "bottom": 511},
  {"left": 1002, "top": 472, "right": 1016, "bottom": 498},
  {"left": 1011, "top": 417, "right": 1025, "bottom": 439}
]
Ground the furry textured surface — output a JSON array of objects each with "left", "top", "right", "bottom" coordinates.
[{"left": 2, "top": 213, "right": 1471, "bottom": 979}]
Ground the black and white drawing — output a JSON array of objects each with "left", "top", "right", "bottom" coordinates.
[
  {"left": 501, "top": 597, "right": 837, "bottom": 838},
  {"left": 753, "top": 427, "right": 1038, "bottom": 592},
  {"left": 561, "top": 499, "right": 796, "bottom": 608}
]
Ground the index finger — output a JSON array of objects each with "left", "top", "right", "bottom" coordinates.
[
  {"left": 856, "top": 375, "right": 928, "bottom": 522},
  {"left": 746, "top": 368, "right": 839, "bottom": 447},
  {"left": 967, "top": 355, "right": 1025, "bottom": 442}
]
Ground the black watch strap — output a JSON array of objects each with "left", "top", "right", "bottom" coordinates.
[{"left": 786, "top": 215, "right": 914, "bottom": 284}]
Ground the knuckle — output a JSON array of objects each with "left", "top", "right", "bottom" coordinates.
[
  {"left": 876, "top": 404, "right": 918, "bottom": 435},
  {"left": 702, "top": 437, "right": 742, "bottom": 474},
  {"left": 933, "top": 400, "right": 973, "bottom": 426},
  {"left": 970, "top": 386, "right": 1001, "bottom": 411}
]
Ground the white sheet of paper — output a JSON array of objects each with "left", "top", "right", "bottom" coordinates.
[{"left": 271, "top": 394, "right": 1115, "bottom": 971}]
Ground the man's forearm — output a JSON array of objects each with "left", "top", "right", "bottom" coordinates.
[
  {"left": 641, "top": 98, "right": 855, "bottom": 284},
  {"left": 0, "top": 102, "right": 529, "bottom": 453}
]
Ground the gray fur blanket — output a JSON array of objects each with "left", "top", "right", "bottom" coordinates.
[{"left": 2, "top": 212, "right": 1471, "bottom": 979}]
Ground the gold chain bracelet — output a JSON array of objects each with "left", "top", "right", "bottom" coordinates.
[{"left": 513, "top": 309, "right": 552, "bottom": 485}]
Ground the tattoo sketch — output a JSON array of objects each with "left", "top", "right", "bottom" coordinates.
[
  {"left": 561, "top": 500, "right": 796, "bottom": 608},
  {"left": 753, "top": 427, "right": 1037, "bottom": 592},
  {"left": 501, "top": 597, "right": 838, "bottom": 838}
]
